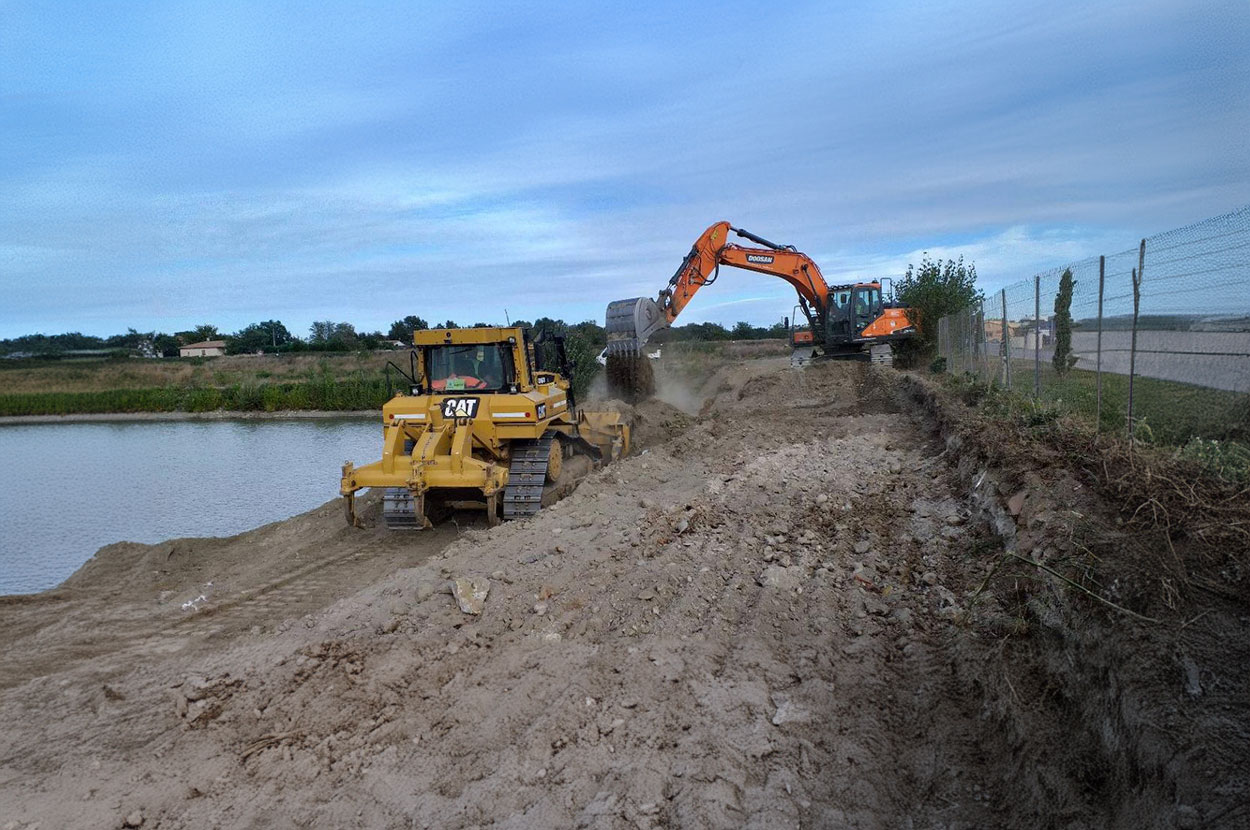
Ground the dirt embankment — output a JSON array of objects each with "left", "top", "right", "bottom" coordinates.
[{"left": 0, "top": 359, "right": 1244, "bottom": 829}]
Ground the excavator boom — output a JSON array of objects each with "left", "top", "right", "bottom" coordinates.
[
  {"left": 606, "top": 221, "right": 830, "bottom": 353},
  {"left": 605, "top": 220, "right": 916, "bottom": 360}
]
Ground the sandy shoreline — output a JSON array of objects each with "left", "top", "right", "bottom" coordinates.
[{"left": 0, "top": 409, "right": 376, "bottom": 425}]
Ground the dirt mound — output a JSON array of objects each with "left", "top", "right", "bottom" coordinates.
[
  {"left": 0, "top": 359, "right": 1244, "bottom": 828},
  {"left": 593, "top": 396, "right": 693, "bottom": 449}
]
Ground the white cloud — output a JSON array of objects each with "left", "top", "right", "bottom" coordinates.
[{"left": 1, "top": 0, "right": 1247, "bottom": 337}]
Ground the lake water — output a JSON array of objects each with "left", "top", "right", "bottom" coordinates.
[{"left": 0, "top": 418, "right": 381, "bottom": 595}]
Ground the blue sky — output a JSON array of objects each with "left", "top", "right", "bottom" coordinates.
[{"left": 2, "top": 0, "right": 1247, "bottom": 339}]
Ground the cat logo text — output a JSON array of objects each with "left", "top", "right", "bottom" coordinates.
[{"left": 440, "top": 398, "right": 480, "bottom": 419}]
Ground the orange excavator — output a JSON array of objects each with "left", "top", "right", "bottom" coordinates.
[{"left": 606, "top": 221, "right": 914, "bottom": 361}]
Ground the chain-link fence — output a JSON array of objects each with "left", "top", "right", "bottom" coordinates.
[{"left": 937, "top": 205, "right": 1250, "bottom": 449}]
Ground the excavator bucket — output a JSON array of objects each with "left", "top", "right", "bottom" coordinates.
[{"left": 605, "top": 297, "right": 667, "bottom": 354}]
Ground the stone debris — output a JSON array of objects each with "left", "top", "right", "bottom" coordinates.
[
  {"left": 759, "top": 565, "right": 802, "bottom": 592},
  {"left": 448, "top": 577, "right": 490, "bottom": 615}
]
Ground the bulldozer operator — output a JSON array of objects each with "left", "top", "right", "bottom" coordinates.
[{"left": 429, "top": 345, "right": 504, "bottom": 391}]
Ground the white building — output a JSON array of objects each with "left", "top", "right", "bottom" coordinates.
[{"left": 179, "top": 340, "right": 227, "bottom": 358}]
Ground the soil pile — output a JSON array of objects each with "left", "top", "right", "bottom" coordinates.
[{"left": 0, "top": 359, "right": 1243, "bottom": 828}]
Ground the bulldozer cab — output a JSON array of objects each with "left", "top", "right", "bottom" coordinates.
[
  {"left": 426, "top": 342, "right": 510, "bottom": 392},
  {"left": 409, "top": 327, "right": 545, "bottom": 395},
  {"left": 341, "top": 324, "right": 629, "bottom": 531}
]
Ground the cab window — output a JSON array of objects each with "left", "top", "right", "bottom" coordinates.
[
  {"left": 854, "top": 288, "right": 881, "bottom": 318},
  {"left": 426, "top": 344, "right": 507, "bottom": 392}
]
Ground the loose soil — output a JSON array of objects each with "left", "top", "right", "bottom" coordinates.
[
  {"left": 605, "top": 353, "right": 656, "bottom": 404},
  {"left": 1, "top": 358, "right": 1244, "bottom": 829}
]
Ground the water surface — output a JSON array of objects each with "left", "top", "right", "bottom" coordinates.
[{"left": 0, "top": 418, "right": 380, "bottom": 595}]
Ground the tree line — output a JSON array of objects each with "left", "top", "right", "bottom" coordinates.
[
  {"left": 1, "top": 316, "right": 795, "bottom": 358},
  {"left": 3, "top": 253, "right": 980, "bottom": 364}
]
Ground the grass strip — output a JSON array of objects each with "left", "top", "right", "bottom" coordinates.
[{"left": 0, "top": 376, "right": 391, "bottom": 416}]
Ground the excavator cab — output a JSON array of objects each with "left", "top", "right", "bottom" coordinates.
[
  {"left": 853, "top": 285, "right": 883, "bottom": 332},
  {"left": 822, "top": 281, "right": 912, "bottom": 360}
]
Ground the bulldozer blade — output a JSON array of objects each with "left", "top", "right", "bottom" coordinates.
[{"left": 605, "top": 297, "right": 667, "bottom": 354}]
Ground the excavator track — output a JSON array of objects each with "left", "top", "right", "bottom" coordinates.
[{"left": 503, "top": 435, "right": 554, "bottom": 520}]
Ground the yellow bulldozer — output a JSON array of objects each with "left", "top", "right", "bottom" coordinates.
[{"left": 340, "top": 326, "right": 630, "bottom": 529}]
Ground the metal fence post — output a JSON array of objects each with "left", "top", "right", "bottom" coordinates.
[
  {"left": 978, "top": 298, "right": 986, "bottom": 380},
  {"left": 967, "top": 305, "right": 974, "bottom": 375},
  {"left": 1033, "top": 274, "right": 1041, "bottom": 397},
  {"left": 1001, "top": 289, "right": 1010, "bottom": 388},
  {"left": 1127, "top": 239, "right": 1145, "bottom": 437},
  {"left": 963, "top": 309, "right": 971, "bottom": 373},
  {"left": 967, "top": 307, "right": 975, "bottom": 374},
  {"left": 1095, "top": 255, "right": 1105, "bottom": 430}
]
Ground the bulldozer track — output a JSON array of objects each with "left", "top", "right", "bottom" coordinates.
[
  {"left": 503, "top": 434, "right": 552, "bottom": 519},
  {"left": 382, "top": 488, "right": 423, "bottom": 530}
]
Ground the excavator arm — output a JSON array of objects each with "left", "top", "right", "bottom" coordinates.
[{"left": 606, "top": 221, "right": 832, "bottom": 353}]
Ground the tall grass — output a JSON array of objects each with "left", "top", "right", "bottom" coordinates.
[
  {"left": 998, "top": 361, "right": 1249, "bottom": 446},
  {"left": 0, "top": 352, "right": 396, "bottom": 395},
  {"left": 0, "top": 375, "right": 391, "bottom": 416}
]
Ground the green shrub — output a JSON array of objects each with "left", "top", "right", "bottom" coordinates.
[{"left": 1177, "top": 437, "right": 1250, "bottom": 483}]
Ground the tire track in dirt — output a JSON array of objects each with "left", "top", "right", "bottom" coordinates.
[{"left": 0, "top": 508, "right": 462, "bottom": 690}]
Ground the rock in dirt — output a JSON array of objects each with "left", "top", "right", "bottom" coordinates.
[
  {"left": 771, "top": 697, "right": 812, "bottom": 726},
  {"left": 449, "top": 577, "right": 490, "bottom": 615},
  {"left": 182, "top": 677, "right": 210, "bottom": 701},
  {"left": 759, "top": 565, "right": 802, "bottom": 592},
  {"left": 123, "top": 810, "right": 145, "bottom": 827},
  {"left": 1181, "top": 656, "right": 1203, "bottom": 698}
]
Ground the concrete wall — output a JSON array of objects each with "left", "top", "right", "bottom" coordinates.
[{"left": 1005, "top": 330, "right": 1250, "bottom": 393}]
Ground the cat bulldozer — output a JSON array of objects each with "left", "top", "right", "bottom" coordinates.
[
  {"left": 606, "top": 221, "right": 915, "bottom": 363},
  {"left": 340, "top": 326, "right": 629, "bottom": 530}
]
